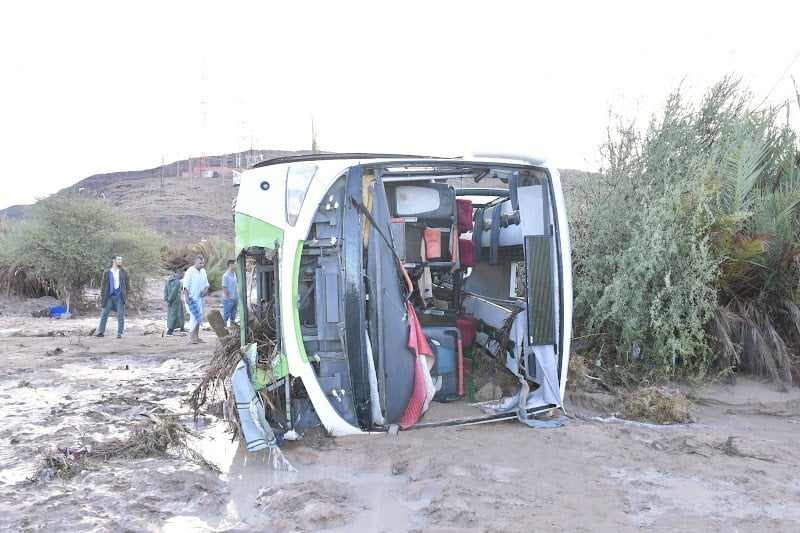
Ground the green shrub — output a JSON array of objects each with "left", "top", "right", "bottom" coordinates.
[
  {"left": 0, "top": 192, "right": 163, "bottom": 307},
  {"left": 569, "top": 76, "right": 800, "bottom": 386},
  {"left": 570, "top": 90, "right": 719, "bottom": 382}
]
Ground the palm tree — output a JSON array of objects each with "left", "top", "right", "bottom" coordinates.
[{"left": 708, "top": 106, "right": 800, "bottom": 389}]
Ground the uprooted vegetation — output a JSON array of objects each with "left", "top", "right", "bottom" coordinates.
[
  {"left": 611, "top": 386, "right": 695, "bottom": 424},
  {"left": 189, "top": 313, "right": 280, "bottom": 443},
  {"left": 29, "top": 412, "right": 219, "bottom": 483},
  {"left": 568, "top": 355, "right": 696, "bottom": 424}
]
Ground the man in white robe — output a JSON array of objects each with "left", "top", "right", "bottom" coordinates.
[{"left": 182, "top": 255, "right": 210, "bottom": 344}]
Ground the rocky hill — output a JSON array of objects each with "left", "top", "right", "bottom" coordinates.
[{"left": 0, "top": 150, "right": 310, "bottom": 247}]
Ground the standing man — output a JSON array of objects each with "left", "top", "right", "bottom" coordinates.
[
  {"left": 183, "top": 254, "right": 209, "bottom": 344},
  {"left": 96, "top": 253, "right": 130, "bottom": 338},
  {"left": 164, "top": 267, "right": 187, "bottom": 336},
  {"left": 221, "top": 259, "right": 238, "bottom": 328}
]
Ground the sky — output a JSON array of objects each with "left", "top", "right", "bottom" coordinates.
[{"left": 2, "top": 1, "right": 800, "bottom": 210}]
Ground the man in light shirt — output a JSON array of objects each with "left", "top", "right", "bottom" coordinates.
[{"left": 221, "top": 259, "right": 238, "bottom": 328}]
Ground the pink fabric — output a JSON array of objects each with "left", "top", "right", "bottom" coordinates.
[
  {"left": 423, "top": 227, "right": 442, "bottom": 259},
  {"left": 397, "top": 302, "right": 435, "bottom": 429}
]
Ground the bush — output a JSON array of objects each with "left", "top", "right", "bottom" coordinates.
[
  {"left": 569, "top": 76, "right": 800, "bottom": 386},
  {"left": 0, "top": 192, "right": 163, "bottom": 307},
  {"left": 570, "top": 88, "right": 719, "bottom": 382}
]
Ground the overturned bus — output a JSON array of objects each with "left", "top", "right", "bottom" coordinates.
[{"left": 231, "top": 152, "right": 572, "bottom": 441}]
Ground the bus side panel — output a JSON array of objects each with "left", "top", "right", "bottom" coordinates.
[{"left": 365, "top": 176, "right": 415, "bottom": 424}]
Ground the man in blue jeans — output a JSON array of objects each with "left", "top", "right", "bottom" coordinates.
[
  {"left": 221, "top": 259, "right": 238, "bottom": 327},
  {"left": 96, "top": 253, "right": 130, "bottom": 338}
]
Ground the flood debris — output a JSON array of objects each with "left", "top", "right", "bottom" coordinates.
[
  {"left": 91, "top": 412, "right": 218, "bottom": 470},
  {"left": 188, "top": 316, "right": 280, "bottom": 438},
  {"left": 188, "top": 316, "right": 295, "bottom": 470},
  {"left": 612, "top": 386, "right": 695, "bottom": 424},
  {"left": 29, "top": 412, "right": 220, "bottom": 484},
  {"left": 30, "top": 446, "right": 88, "bottom": 483}
]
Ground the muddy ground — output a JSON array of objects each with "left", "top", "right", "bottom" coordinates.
[{"left": 1, "top": 289, "right": 799, "bottom": 532}]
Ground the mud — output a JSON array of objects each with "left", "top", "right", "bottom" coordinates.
[{"left": 1, "top": 291, "right": 799, "bottom": 532}]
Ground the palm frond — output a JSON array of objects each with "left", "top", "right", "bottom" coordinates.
[
  {"left": 715, "top": 119, "right": 772, "bottom": 215},
  {"left": 719, "top": 233, "right": 769, "bottom": 297},
  {"left": 740, "top": 313, "right": 780, "bottom": 384},
  {"left": 780, "top": 296, "right": 800, "bottom": 339},
  {"left": 751, "top": 187, "right": 800, "bottom": 241},
  {"left": 757, "top": 310, "right": 794, "bottom": 385},
  {"left": 708, "top": 306, "right": 741, "bottom": 368},
  {"left": 734, "top": 301, "right": 793, "bottom": 390}
]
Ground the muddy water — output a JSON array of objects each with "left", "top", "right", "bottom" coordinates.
[
  {"left": 189, "top": 420, "right": 428, "bottom": 531},
  {"left": 0, "top": 321, "right": 431, "bottom": 531}
]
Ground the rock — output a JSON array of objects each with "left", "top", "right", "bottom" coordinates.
[
  {"left": 206, "top": 310, "right": 229, "bottom": 339},
  {"left": 474, "top": 383, "right": 503, "bottom": 402}
]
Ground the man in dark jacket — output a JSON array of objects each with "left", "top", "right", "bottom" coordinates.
[
  {"left": 96, "top": 253, "right": 130, "bottom": 338},
  {"left": 164, "top": 267, "right": 187, "bottom": 336}
]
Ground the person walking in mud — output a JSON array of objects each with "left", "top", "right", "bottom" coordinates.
[
  {"left": 221, "top": 259, "right": 238, "bottom": 328},
  {"left": 164, "top": 267, "right": 187, "bottom": 336},
  {"left": 95, "top": 253, "right": 130, "bottom": 338},
  {"left": 183, "top": 254, "right": 209, "bottom": 344}
]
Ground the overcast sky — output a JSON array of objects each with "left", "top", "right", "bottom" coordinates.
[{"left": 2, "top": 1, "right": 800, "bottom": 210}]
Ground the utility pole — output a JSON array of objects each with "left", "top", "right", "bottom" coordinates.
[
  {"left": 311, "top": 115, "right": 319, "bottom": 153},
  {"left": 160, "top": 155, "right": 165, "bottom": 197}
]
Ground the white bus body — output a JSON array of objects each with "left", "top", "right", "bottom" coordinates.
[{"left": 233, "top": 152, "right": 572, "bottom": 436}]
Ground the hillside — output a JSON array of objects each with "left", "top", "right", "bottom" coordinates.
[
  {"left": 96, "top": 172, "right": 239, "bottom": 247},
  {"left": 0, "top": 150, "right": 310, "bottom": 247}
]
